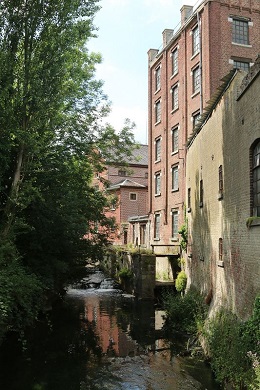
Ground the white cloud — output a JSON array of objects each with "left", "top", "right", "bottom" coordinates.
[{"left": 104, "top": 104, "right": 148, "bottom": 145}]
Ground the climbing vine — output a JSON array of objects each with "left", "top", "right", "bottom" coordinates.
[{"left": 178, "top": 211, "right": 188, "bottom": 251}]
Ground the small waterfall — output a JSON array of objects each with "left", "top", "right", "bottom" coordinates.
[{"left": 70, "top": 270, "right": 121, "bottom": 291}]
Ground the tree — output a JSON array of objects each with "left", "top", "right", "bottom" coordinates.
[{"left": 0, "top": 0, "right": 136, "bottom": 339}]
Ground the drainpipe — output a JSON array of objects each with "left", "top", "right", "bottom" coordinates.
[
  {"left": 148, "top": 63, "right": 153, "bottom": 216},
  {"left": 165, "top": 52, "right": 168, "bottom": 225},
  {"left": 197, "top": 11, "right": 203, "bottom": 114},
  {"left": 184, "top": 24, "right": 188, "bottom": 223}
]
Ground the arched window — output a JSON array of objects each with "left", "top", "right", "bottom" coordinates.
[{"left": 252, "top": 140, "right": 260, "bottom": 217}]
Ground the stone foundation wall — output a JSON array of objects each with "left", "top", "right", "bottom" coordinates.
[{"left": 101, "top": 251, "right": 156, "bottom": 300}]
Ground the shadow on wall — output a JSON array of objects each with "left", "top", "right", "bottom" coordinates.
[
  {"left": 187, "top": 170, "right": 215, "bottom": 304},
  {"left": 221, "top": 80, "right": 258, "bottom": 319}
]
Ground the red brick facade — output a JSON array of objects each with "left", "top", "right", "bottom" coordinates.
[
  {"left": 148, "top": 0, "right": 260, "bottom": 255},
  {"left": 93, "top": 145, "right": 148, "bottom": 245}
]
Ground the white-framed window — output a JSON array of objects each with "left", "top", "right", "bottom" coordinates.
[
  {"left": 171, "top": 84, "right": 179, "bottom": 111},
  {"left": 171, "top": 126, "right": 178, "bottom": 153},
  {"left": 172, "top": 165, "right": 179, "bottom": 191},
  {"left": 192, "top": 110, "right": 200, "bottom": 128},
  {"left": 232, "top": 18, "right": 249, "bottom": 45},
  {"left": 192, "top": 25, "right": 200, "bottom": 55},
  {"left": 171, "top": 209, "right": 179, "bottom": 239},
  {"left": 155, "top": 172, "right": 161, "bottom": 195},
  {"left": 129, "top": 193, "right": 137, "bottom": 201},
  {"left": 155, "top": 137, "right": 161, "bottom": 161},
  {"left": 155, "top": 100, "right": 161, "bottom": 123},
  {"left": 192, "top": 66, "right": 200, "bottom": 94},
  {"left": 154, "top": 213, "right": 160, "bottom": 239},
  {"left": 155, "top": 66, "right": 161, "bottom": 91},
  {"left": 233, "top": 60, "right": 250, "bottom": 72},
  {"left": 171, "top": 48, "right": 178, "bottom": 76}
]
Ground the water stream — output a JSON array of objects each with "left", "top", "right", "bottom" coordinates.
[{"left": 0, "top": 270, "right": 220, "bottom": 390}]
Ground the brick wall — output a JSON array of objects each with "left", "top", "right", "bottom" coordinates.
[
  {"left": 148, "top": 0, "right": 260, "bottom": 272},
  {"left": 186, "top": 68, "right": 260, "bottom": 319}
]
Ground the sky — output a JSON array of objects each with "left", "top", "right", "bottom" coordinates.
[{"left": 89, "top": 0, "right": 201, "bottom": 144}]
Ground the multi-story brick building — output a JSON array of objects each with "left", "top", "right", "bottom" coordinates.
[
  {"left": 147, "top": 0, "right": 260, "bottom": 263},
  {"left": 186, "top": 59, "right": 260, "bottom": 318},
  {"left": 93, "top": 144, "right": 148, "bottom": 246}
]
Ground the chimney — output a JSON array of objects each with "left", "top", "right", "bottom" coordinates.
[
  {"left": 181, "top": 5, "right": 193, "bottom": 26},
  {"left": 148, "top": 49, "right": 159, "bottom": 63},
  {"left": 162, "top": 29, "right": 174, "bottom": 47}
]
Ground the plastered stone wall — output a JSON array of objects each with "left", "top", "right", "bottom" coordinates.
[{"left": 186, "top": 69, "right": 260, "bottom": 319}]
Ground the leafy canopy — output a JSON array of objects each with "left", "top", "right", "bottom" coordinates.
[{"left": 0, "top": 0, "right": 137, "bottom": 338}]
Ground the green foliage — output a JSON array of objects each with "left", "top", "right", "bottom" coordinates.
[
  {"left": 178, "top": 222, "right": 188, "bottom": 251},
  {"left": 0, "top": 239, "right": 43, "bottom": 343},
  {"left": 246, "top": 216, "right": 260, "bottom": 228},
  {"left": 163, "top": 289, "right": 208, "bottom": 335},
  {"left": 175, "top": 270, "right": 187, "bottom": 293},
  {"left": 109, "top": 244, "right": 153, "bottom": 256},
  {"left": 118, "top": 267, "right": 133, "bottom": 280},
  {"left": 205, "top": 299, "right": 260, "bottom": 389},
  {"left": 0, "top": 0, "right": 137, "bottom": 342}
]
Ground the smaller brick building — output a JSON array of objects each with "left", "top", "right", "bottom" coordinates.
[
  {"left": 93, "top": 144, "right": 149, "bottom": 246},
  {"left": 186, "top": 59, "right": 260, "bottom": 319}
]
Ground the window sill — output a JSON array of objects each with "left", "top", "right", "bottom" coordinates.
[
  {"left": 191, "top": 90, "right": 200, "bottom": 98},
  {"left": 199, "top": 202, "right": 203, "bottom": 208},
  {"left": 171, "top": 150, "right": 178, "bottom": 156},
  {"left": 154, "top": 238, "right": 160, "bottom": 241},
  {"left": 171, "top": 188, "right": 179, "bottom": 193},
  {"left": 155, "top": 158, "right": 161, "bottom": 164},
  {"left": 155, "top": 120, "right": 161, "bottom": 126},
  {"left": 246, "top": 217, "right": 260, "bottom": 228},
  {"left": 171, "top": 237, "right": 179, "bottom": 242},
  {"left": 155, "top": 193, "right": 161, "bottom": 197},
  {"left": 170, "top": 72, "right": 178, "bottom": 79},
  {"left": 187, "top": 207, "right": 191, "bottom": 213},
  {"left": 154, "top": 88, "right": 161, "bottom": 95},
  {"left": 218, "top": 193, "right": 223, "bottom": 200},
  {"left": 191, "top": 51, "right": 199, "bottom": 61},
  {"left": 217, "top": 261, "right": 224, "bottom": 268},
  {"left": 171, "top": 107, "right": 179, "bottom": 114},
  {"left": 232, "top": 42, "right": 252, "bottom": 48}
]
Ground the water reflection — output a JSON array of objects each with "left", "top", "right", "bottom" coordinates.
[{"left": 0, "top": 285, "right": 220, "bottom": 390}]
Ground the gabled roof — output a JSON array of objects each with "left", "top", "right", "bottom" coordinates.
[
  {"left": 123, "top": 144, "right": 148, "bottom": 166},
  {"left": 108, "top": 178, "right": 147, "bottom": 190}
]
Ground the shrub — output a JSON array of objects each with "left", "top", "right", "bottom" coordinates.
[
  {"left": 205, "top": 309, "right": 256, "bottom": 389},
  {"left": 175, "top": 270, "right": 187, "bottom": 293},
  {"left": 118, "top": 267, "right": 133, "bottom": 280},
  {"left": 163, "top": 289, "right": 207, "bottom": 335}
]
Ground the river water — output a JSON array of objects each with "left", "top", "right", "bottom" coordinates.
[{"left": 0, "top": 271, "right": 220, "bottom": 390}]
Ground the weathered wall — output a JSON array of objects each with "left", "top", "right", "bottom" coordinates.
[
  {"left": 186, "top": 69, "right": 260, "bottom": 319},
  {"left": 148, "top": 0, "right": 260, "bottom": 277},
  {"left": 101, "top": 251, "right": 156, "bottom": 300}
]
